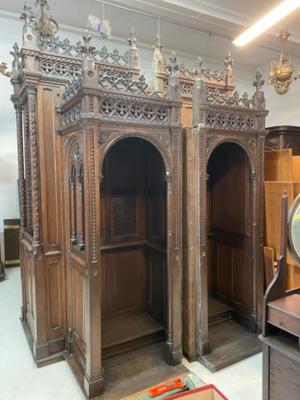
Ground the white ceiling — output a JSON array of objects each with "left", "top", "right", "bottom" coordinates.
[{"left": 1, "top": 0, "right": 300, "bottom": 70}]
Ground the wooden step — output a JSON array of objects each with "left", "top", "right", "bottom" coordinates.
[
  {"left": 208, "top": 297, "right": 232, "bottom": 326},
  {"left": 267, "top": 294, "right": 300, "bottom": 338},
  {"left": 102, "top": 312, "right": 164, "bottom": 359}
]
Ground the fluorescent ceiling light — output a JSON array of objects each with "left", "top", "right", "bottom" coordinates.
[{"left": 233, "top": 0, "right": 300, "bottom": 47}]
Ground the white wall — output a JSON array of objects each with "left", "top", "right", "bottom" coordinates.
[
  {"left": 0, "top": 16, "right": 22, "bottom": 232},
  {"left": 0, "top": 12, "right": 298, "bottom": 234}
]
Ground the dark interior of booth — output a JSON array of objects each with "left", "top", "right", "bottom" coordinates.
[
  {"left": 100, "top": 137, "right": 167, "bottom": 358},
  {"left": 206, "top": 142, "right": 252, "bottom": 330}
]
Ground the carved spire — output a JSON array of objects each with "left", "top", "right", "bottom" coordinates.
[
  {"left": 152, "top": 33, "right": 167, "bottom": 95},
  {"left": 253, "top": 69, "right": 265, "bottom": 92},
  {"left": 192, "top": 56, "right": 208, "bottom": 127},
  {"left": 167, "top": 51, "right": 180, "bottom": 100},
  {"left": 10, "top": 43, "right": 21, "bottom": 78},
  {"left": 252, "top": 69, "right": 266, "bottom": 110},
  {"left": 194, "top": 56, "right": 204, "bottom": 81},
  {"left": 20, "top": 3, "right": 34, "bottom": 27},
  {"left": 127, "top": 28, "right": 140, "bottom": 80},
  {"left": 128, "top": 28, "right": 137, "bottom": 49},
  {"left": 81, "top": 34, "right": 95, "bottom": 59},
  {"left": 224, "top": 51, "right": 234, "bottom": 92},
  {"left": 169, "top": 51, "right": 179, "bottom": 78}
]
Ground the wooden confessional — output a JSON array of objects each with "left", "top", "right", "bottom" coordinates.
[
  {"left": 183, "top": 69, "right": 268, "bottom": 365},
  {"left": 10, "top": 4, "right": 185, "bottom": 397},
  {"left": 59, "top": 55, "right": 183, "bottom": 396}
]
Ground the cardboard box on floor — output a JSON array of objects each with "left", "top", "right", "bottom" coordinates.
[{"left": 166, "top": 385, "right": 228, "bottom": 400}]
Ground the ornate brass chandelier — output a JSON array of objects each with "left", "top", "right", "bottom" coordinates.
[{"left": 268, "top": 30, "right": 298, "bottom": 95}]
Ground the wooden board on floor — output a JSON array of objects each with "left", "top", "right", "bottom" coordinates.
[
  {"left": 102, "top": 312, "right": 164, "bottom": 350},
  {"left": 200, "top": 320, "right": 261, "bottom": 372}
]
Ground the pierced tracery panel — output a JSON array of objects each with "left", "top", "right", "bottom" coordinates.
[{"left": 112, "top": 196, "right": 137, "bottom": 237}]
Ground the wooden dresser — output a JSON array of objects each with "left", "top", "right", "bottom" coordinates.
[{"left": 261, "top": 194, "right": 300, "bottom": 400}]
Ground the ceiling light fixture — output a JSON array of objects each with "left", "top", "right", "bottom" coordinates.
[{"left": 233, "top": 0, "right": 300, "bottom": 47}]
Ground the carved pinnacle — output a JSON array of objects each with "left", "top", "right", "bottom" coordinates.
[
  {"left": 169, "top": 51, "right": 178, "bottom": 76},
  {"left": 224, "top": 51, "right": 233, "bottom": 69},
  {"left": 20, "top": 3, "right": 35, "bottom": 26},
  {"left": 81, "top": 34, "right": 95, "bottom": 59},
  {"left": 128, "top": 28, "right": 137, "bottom": 49},
  {"left": 194, "top": 56, "right": 204, "bottom": 80},
  {"left": 253, "top": 69, "right": 265, "bottom": 91}
]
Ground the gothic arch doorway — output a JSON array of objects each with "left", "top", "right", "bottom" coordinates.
[{"left": 100, "top": 137, "right": 168, "bottom": 358}]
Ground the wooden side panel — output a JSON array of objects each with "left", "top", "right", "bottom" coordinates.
[
  {"left": 292, "top": 156, "right": 300, "bottom": 181},
  {"left": 148, "top": 249, "right": 166, "bottom": 324},
  {"left": 101, "top": 249, "right": 147, "bottom": 317},
  {"left": 269, "top": 347, "right": 300, "bottom": 400},
  {"left": 45, "top": 257, "right": 65, "bottom": 338},
  {"left": 70, "top": 255, "right": 87, "bottom": 351},
  {"left": 265, "top": 149, "right": 293, "bottom": 181},
  {"left": 264, "top": 181, "right": 294, "bottom": 260},
  {"left": 23, "top": 245, "right": 35, "bottom": 337}
]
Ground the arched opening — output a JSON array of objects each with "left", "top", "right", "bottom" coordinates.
[
  {"left": 206, "top": 142, "right": 258, "bottom": 365},
  {"left": 100, "top": 137, "right": 167, "bottom": 357}
]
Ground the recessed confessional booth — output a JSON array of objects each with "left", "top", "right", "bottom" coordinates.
[
  {"left": 207, "top": 142, "right": 253, "bottom": 327},
  {"left": 100, "top": 138, "right": 167, "bottom": 357},
  {"left": 183, "top": 70, "right": 268, "bottom": 370}
]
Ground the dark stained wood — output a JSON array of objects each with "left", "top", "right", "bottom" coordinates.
[
  {"left": 267, "top": 294, "right": 300, "bottom": 337},
  {"left": 2, "top": 219, "right": 20, "bottom": 267},
  {"left": 266, "top": 126, "right": 300, "bottom": 155}
]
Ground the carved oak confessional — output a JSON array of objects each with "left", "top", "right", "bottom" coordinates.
[
  {"left": 183, "top": 67, "right": 268, "bottom": 363},
  {"left": 10, "top": 1, "right": 268, "bottom": 397}
]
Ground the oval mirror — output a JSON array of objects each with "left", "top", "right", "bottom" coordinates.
[{"left": 288, "top": 194, "right": 300, "bottom": 267}]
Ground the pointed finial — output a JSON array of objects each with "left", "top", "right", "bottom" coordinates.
[
  {"left": 154, "top": 33, "right": 163, "bottom": 51},
  {"left": 169, "top": 51, "right": 178, "bottom": 77},
  {"left": 194, "top": 56, "right": 204, "bottom": 80},
  {"left": 253, "top": 69, "right": 265, "bottom": 91},
  {"left": 224, "top": 51, "right": 233, "bottom": 69},
  {"left": 81, "top": 34, "right": 95, "bottom": 59},
  {"left": 20, "top": 3, "right": 34, "bottom": 27},
  {"left": 128, "top": 28, "right": 137, "bottom": 49}
]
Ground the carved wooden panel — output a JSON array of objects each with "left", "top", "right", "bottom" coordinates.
[
  {"left": 101, "top": 249, "right": 147, "bottom": 317},
  {"left": 148, "top": 249, "right": 166, "bottom": 324},
  {"left": 45, "top": 257, "right": 65, "bottom": 339},
  {"left": 38, "top": 87, "right": 60, "bottom": 250},
  {"left": 112, "top": 196, "right": 137, "bottom": 237}
]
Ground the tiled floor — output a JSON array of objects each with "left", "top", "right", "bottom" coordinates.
[{"left": 0, "top": 267, "right": 262, "bottom": 399}]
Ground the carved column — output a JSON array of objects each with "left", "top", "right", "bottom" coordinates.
[
  {"left": 83, "top": 126, "right": 103, "bottom": 397},
  {"left": 27, "top": 85, "right": 41, "bottom": 247},
  {"left": 24, "top": 104, "right": 32, "bottom": 232},
  {"left": 76, "top": 169, "right": 84, "bottom": 247},
  {"left": 69, "top": 175, "right": 77, "bottom": 243},
  {"left": 15, "top": 103, "right": 26, "bottom": 229}
]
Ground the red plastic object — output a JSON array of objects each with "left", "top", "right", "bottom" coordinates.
[{"left": 148, "top": 378, "right": 185, "bottom": 397}]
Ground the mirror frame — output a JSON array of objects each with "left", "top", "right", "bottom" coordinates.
[{"left": 288, "top": 193, "right": 300, "bottom": 267}]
